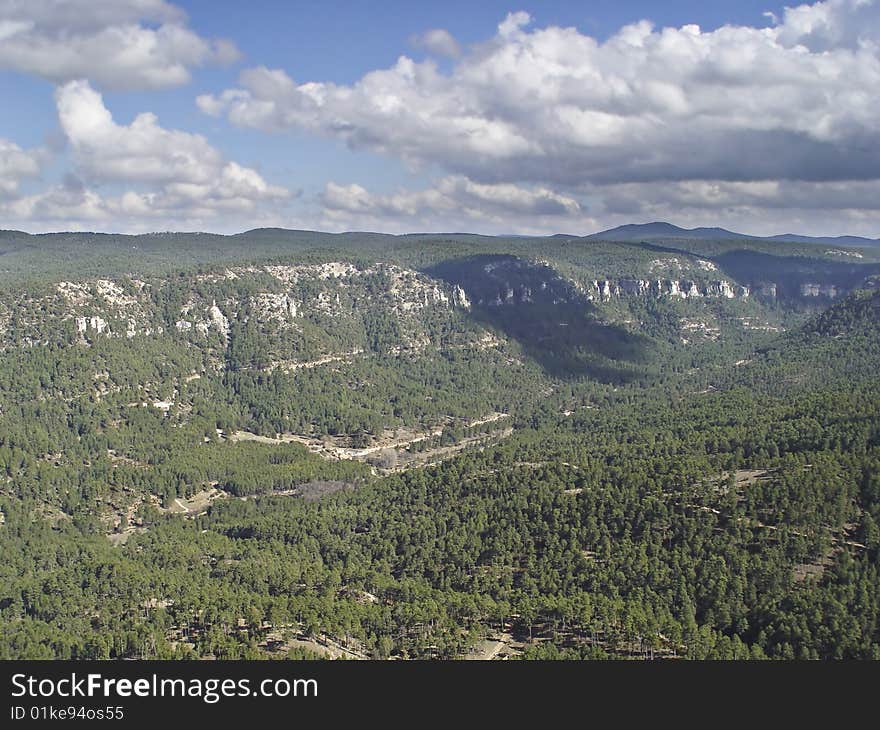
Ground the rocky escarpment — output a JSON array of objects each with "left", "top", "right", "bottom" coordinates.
[
  {"left": 175, "top": 299, "right": 230, "bottom": 342},
  {"left": 428, "top": 254, "right": 756, "bottom": 309},
  {"left": 587, "top": 278, "right": 847, "bottom": 301},
  {"left": 1, "top": 262, "right": 475, "bottom": 352},
  {"left": 799, "top": 283, "right": 841, "bottom": 299},
  {"left": 3, "top": 254, "right": 863, "bottom": 357},
  {"left": 749, "top": 281, "right": 841, "bottom": 300},
  {"left": 710, "top": 249, "right": 880, "bottom": 302},
  {"left": 428, "top": 255, "right": 579, "bottom": 308},
  {"left": 587, "top": 278, "right": 749, "bottom": 301}
]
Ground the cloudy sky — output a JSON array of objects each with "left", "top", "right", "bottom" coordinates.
[{"left": 2, "top": 0, "right": 880, "bottom": 237}]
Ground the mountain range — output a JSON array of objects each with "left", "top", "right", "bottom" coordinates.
[
  {"left": 587, "top": 221, "right": 880, "bottom": 248},
  {"left": 4, "top": 222, "right": 879, "bottom": 249}
]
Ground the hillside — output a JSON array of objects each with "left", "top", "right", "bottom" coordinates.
[{"left": 0, "top": 231, "right": 878, "bottom": 661}]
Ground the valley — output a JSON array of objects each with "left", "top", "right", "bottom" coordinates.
[{"left": 1, "top": 229, "right": 879, "bottom": 661}]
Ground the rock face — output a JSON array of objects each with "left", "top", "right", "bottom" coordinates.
[
  {"left": 452, "top": 285, "right": 471, "bottom": 310},
  {"left": 254, "top": 292, "right": 299, "bottom": 322},
  {"left": 19, "top": 256, "right": 865, "bottom": 355},
  {"left": 33, "top": 261, "right": 473, "bottom": 354},
  {"left": 429, "top": 255, "right": 580, "bottom": 309},
  {"left": 800, "top": 283, "right": 840, "bottom": 299},
  {"left": 423, "top": 286, "right": 449, "bottom": 307},
  {"left": 202, "top": 301, "right": 230, "bottom": 341},
  {"left": 75, "top": 316, "right": 109, "bottom": 335},
  {"left": 429, "top": 254, "right": 759, "bottom": 313},
  {"left": 589, "top": 279, "right": 749, "bottom": 301}
]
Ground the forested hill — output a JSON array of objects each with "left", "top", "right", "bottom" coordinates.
[
  {"left": 0, "top": 230, "right": 878, "bottom": 660},
  {"left": 2, "top": 227, "right": 879, "bottom": 284},
  {"left": 715, "top": 287, "right": 880, "bottom": 393},
  {"left": 804, "top": 287, "right": 880, "bottom": 336}
]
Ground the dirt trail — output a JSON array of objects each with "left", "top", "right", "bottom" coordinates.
[
  {"left": 227, "top": 414, "right": 514, "bottom": 473},
  {"left": 282, "top": 635, "right": 366, "bottom": 660},
  {"left": 166, "top": 487, "right": 226, "bottom": 516},
  {"left": 463, "top": 633, "right": 518, "bottom": 660},
  {"left": 268, "top": 349, "right": 364, "bottom": 373}
]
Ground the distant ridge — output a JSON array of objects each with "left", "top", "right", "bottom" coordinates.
[
  {"left": 763, "top": 233, "right": 880, "bottom": 247},
  {"left": 588, "top": 221, "right": 880, "bottom": 248},
  {"left": 1, "top": 223, "right": 878, "bottom": 248}
]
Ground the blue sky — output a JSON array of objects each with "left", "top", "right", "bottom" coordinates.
[{"left": 1, "top": 1, "right": 879, "bottom": 236}]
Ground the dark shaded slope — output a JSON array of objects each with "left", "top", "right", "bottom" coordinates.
[
  {"left": 427, "top": 254, "right": 652, "bottom": 381},
  {"left": 712, "top": 250, "right": 880, "bottom": 300},
  {"left": 802, "top": 286, "right": 880, "bottom": 337},
  {"left": 721, "top": 287, "right": 880, "bottom": 396}
]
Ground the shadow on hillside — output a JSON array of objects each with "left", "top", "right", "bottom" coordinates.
[
  {"left": 711, "top": 251, "right": 880, "bottom": 298},
  {"left": 426, "top": 254, "right": 652, "bottom": 382},
  {"left": 626, "top": 241, "right": 880, "bottom": 299}
]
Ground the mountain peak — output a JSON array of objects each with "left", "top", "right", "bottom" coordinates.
[
  {"left": 587, "top": 221, "right": 879, "bottom": 247},
  {"left": 588, "top": 222, "right": 748, "bottom": 241}
]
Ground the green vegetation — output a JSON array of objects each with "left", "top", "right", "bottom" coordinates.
[{"left": 0, "top": 230, "right": 878, "bottom": 660}]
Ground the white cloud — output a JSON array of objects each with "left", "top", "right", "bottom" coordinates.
[
  {"left": 319, "top": 176, "right": 593, "bottom": 234},
  {"left": 0, "top": 0, "right": 239, "bottom": 89},
  {"left": 599, "top": 179, "right": 880, "bottom": 214},
  {"left": 1, "top": 177, "right": 295, "bottom": 234},
  {"left": 410, "top": 28, "right": 461, "bottom": 58},
  {"left": 56, "top": 80, "right": 287, "bottom": 204},
  {"left": 0, "top": 0, "right": 183, "bottom": 30},
  {"left": 4, "top": 182, "right": 110, "bottom": 225},
  {"left": 314, "top": 174, "right": 880, "bottom": 238},
  {"left": 775, "top": 0, "right": 880, "bottom": 50},
  {"left": 6, "top": 1, "right": 880, "bottom": 236},
  {"left": 0, "top": 138, "right": 45, "bottom": 197},
  {"left": 57, "top": 80, "right": 224, "bottom": 185},
  {"left": 199, "top": 2, "right": 880, "bottom": 189},
  {"left": 192, "top": 1, "right": 880, "bottom": 235},
  {"left": 497, "top": 10, "right": 532, "bottom": 38},
  {"left": 0, "top": 80, "right": 289, "bottom": 231}
]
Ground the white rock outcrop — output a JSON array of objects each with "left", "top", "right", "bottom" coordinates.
[
  {"left": 75, "top": 316, "right": 109, "bottom": 335},
  {"left": 452, "top": 285, "right": 471, "bottom": 310},
  {"left": 800, "top": 283, "right": 839, "bottom": 298},
  {"left": 590, "top": 279, "right": 749, "bottom": 301}
]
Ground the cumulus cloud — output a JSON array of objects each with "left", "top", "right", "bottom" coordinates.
[
  {"left": 1, "top": 177, "right": 295, "bottom": 233},
  {"left": 4, "top": 182, "right": 111, "bottom": 225},
  {"left": 56, "top": 80, "right": 288, "bottom": 205},
  {"left": 314, "top": 173, "right": 880, "bottom": 238},
  {"left": 0, "top": 138, "right": 46, "bottom": 197},
  {"left": 199, "top": 2, "right": 880, "bottom": 190},
  {"left": 599, "top": 179, "right": 880, "bottom": 215},
  {"left": 410, "top": 28, "right": 461, "bottom": 58},
  {"left": 7, "top": 1, "right": 880, "bottom": 236},
  {"left": 58, "top": 80, "right": 224, "bottom": 185},
  {"left": 319, "top": 176, "right": 593, "bottom": 234},
  {"left": 0, "top": 80, "right": 290, "bottom": 231},
  {"left": 0, "top": 0, "right": 239, "bottom": 89},
  {"left": 775, "top": 0, "right": 880, "bottom": 50}
]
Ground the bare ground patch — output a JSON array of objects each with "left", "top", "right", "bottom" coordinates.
[
  {"left": 227, "top": 412, "right": 513, "bottom": 474},
  {"left": 167, "top": 486, "right": 227, "bottom": 516},
  {"left": 462, "top": 633, "right": 520, "bottom": 660},
  {"left": 264, "top": 631, "right": 367, "bottom": 660}
]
